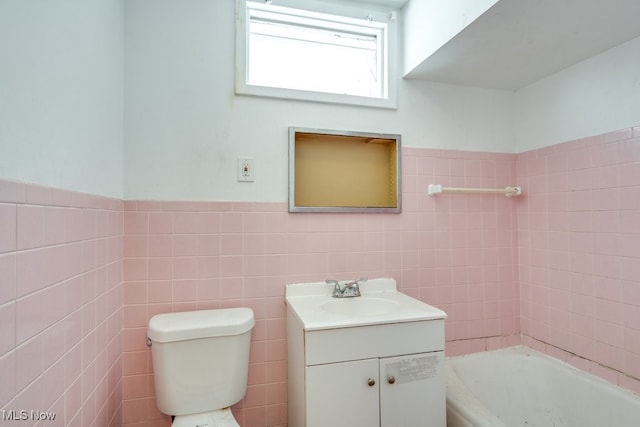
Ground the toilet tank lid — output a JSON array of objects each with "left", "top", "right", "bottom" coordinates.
[{"left": 147, "top": 308, "right": 255, "bottom": 343}]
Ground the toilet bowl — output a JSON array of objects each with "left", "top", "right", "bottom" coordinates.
[
  {"left": 171, "top": 408, "right": 238, "bottom": 427},
  {"left": 147, "top": 307, "right": 255, "bottom": 427}
]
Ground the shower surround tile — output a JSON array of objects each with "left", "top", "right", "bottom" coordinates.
[{"left": 518, "top": 127, "right": 640, "bottom": 392}]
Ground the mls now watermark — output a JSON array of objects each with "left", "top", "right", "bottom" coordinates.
[{"left": 2, "top": 410, "right": 57, "bottom": 421}]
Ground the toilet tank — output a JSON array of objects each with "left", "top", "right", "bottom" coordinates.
[{"left": 147, "top": 308, "right": 255, "bottom": 416}]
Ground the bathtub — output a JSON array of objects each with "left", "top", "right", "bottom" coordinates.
[{"left": 446, "top": 346, "right": 640, "bottom": 427}]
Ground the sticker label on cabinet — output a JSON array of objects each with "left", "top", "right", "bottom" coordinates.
[{"left": 385, "top": 355, "right": 439, "bottom": 384}]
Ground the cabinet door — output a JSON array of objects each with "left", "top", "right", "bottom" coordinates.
[
  {"left": 306, "top": 358, "right": 380, "bottom": 427},
  {"left": 379, "top": 352, "right": 445, "bottom": 427}
]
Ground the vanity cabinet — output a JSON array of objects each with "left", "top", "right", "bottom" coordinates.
[
  {"left": 287, "top": 314, "right": 446, "bottom": 427},
  {"left": 306, "top": 352, "right": 445, "bottom": 427}
]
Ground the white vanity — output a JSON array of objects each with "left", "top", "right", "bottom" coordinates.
[{"left": 286, "top": 278, "right": 447, "bottom": 427}]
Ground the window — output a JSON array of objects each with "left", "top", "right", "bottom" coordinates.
[{"left": 236, "top": 0, "right": 398, "bottom": 109}]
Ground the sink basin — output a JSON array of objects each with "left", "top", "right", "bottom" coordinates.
[
  {"left": 321, "top": 297, "right": 401, "bottom": 316},
  {"left": 285, "top": 278, "right": 447, "bottom": 330}
]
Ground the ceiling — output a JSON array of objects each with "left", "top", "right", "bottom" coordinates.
[{"left": 404, "top": 0, "right": 640, "bottom": 90}]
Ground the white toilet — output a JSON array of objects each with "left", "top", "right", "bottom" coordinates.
[{"left": 147, "top": 307, "right": 255, "bottom": 427}]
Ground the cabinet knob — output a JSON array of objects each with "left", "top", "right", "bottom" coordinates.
[
  {"left": 387, "top": 376, "right": 396, "bottom": 384},
  {"left": 367, "top": 378, "right": 376, "bottom": 387}
]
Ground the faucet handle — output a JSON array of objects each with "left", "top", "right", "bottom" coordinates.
[
  {"left": 326, "top": 279, "right": 343, "bottom": 297},
  {"left": 326, "top": 279, "right": 339, "bottom": 291}
]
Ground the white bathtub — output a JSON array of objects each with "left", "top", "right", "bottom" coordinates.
[{"left": 446, "top": 346, "right": 640, "bottom": 427}]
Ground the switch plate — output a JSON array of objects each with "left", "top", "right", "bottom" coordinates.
[{"left": 237, "top": 157, "right": 254, "bottom": 182}]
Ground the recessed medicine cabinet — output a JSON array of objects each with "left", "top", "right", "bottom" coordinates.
[{"left": 289, "top": 127, "right": 401, "bottom": 213}]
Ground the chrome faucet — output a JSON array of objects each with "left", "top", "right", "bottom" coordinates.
[{"left": 326, "top": 278, "right": 367, "bottom": 298}]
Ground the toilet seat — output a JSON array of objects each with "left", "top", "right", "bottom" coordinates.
[{"left": 171, "top": 408, "right": 240, "bottom": 427}]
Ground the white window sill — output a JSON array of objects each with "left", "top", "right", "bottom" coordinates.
[{"left": 235, "top": 82, "right": 398, "bottom": 110}]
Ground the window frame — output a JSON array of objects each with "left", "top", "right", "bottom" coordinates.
[{"left": 235, "top": 0, "right": 398, "bottom": 109}]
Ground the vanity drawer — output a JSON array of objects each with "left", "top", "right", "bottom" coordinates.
[{"left": 304, "top": 319, "right": 444, "bottom": 365}]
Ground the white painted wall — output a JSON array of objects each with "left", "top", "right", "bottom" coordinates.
[
  {"left": 5, "top": 0, "right": 634, "bottom": 201},
  {"left": 123, "top": 0, "right": 514, "bottom": 201},
  {"left": 402, "top": 0, "right": 498, "bottom": 77},
  {"left": 0, "top": 0, "right": 124, "bottom": 198},
  {"left": 514, "top": 35, "right": 640, "bottom": 152}
]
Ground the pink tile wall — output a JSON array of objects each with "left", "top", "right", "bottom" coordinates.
[
  {"left": 121, "top": 148, "right": 520, "bottom": 426},
  {"left": 518, "top": 125, "right": 640, "bottom": 394},
  {"left": 6, "top": 127, "right": 638, "bottom": 426},
  {"left": 0, "top": 179, "right": 123, "bottom": 426}
]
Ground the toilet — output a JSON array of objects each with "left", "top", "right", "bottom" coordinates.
[{"left": 147, "top": 307, "right": 255, "bottom": 427}]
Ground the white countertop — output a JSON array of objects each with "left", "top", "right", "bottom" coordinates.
[{"left": 285, "top": 278, "right": 447, "bottom": 331}]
